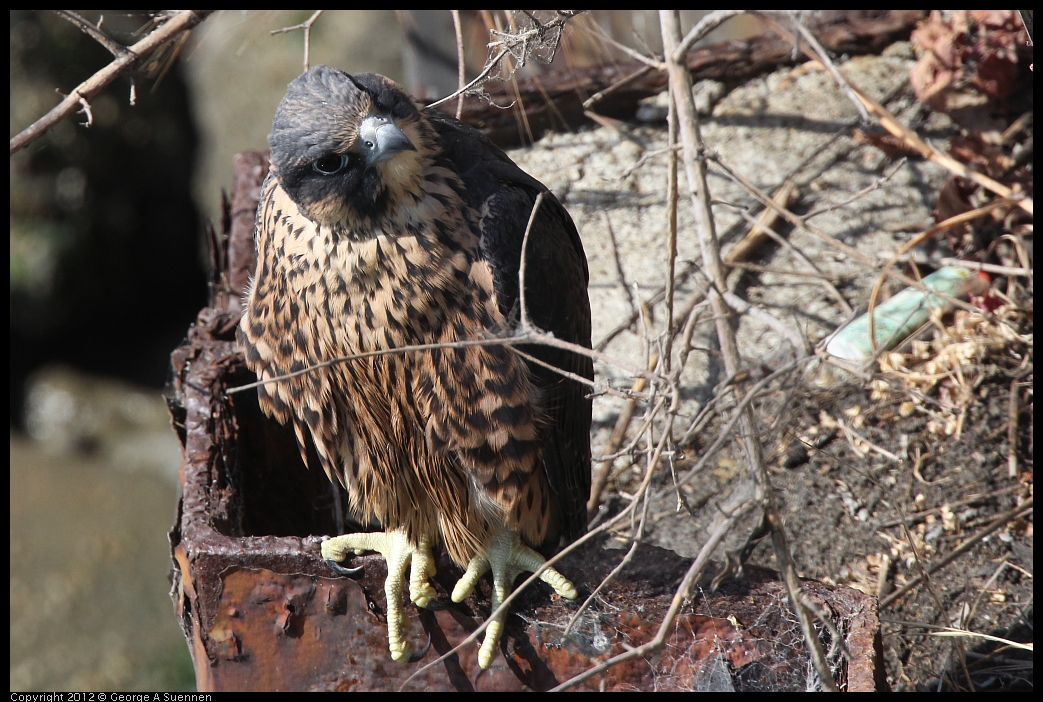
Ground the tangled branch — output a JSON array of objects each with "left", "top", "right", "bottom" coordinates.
[{"left": 428, "top": 10, "right": 581, "bottom": 109}]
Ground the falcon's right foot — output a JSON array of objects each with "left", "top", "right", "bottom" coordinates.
[{"left": 451, "top": 527, "right": 577, "bottom": 669}]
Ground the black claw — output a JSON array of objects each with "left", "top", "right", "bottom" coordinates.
[
  {"left": 407, "top": 630, "right": 433, "bottom": 663},
  {"left": 423, "top": 598, "right": 450, "bottom": 611},
  {"left": 325, "top": 558, "right": 364, "bottom": 576}
]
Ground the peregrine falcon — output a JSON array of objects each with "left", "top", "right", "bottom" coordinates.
[{"left": 238, "top": 66, "right": 592, "bottom": 669}]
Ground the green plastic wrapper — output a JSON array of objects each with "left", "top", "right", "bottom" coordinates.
[{"left": 826, "top": 266, "right": 975, "bottom": 363}]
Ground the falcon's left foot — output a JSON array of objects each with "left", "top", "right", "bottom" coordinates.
[
  {"left": 451, "top": 527, "right": 577, "bottom": 669},
  {"left": 322, "top": 528, "right": 437, "bottom": 662}
]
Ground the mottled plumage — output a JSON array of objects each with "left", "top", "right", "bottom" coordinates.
[{"left": 238, "top": 67, "right": 592, "bottom": 667}]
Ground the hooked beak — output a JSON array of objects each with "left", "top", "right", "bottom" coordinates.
[{"left": 358, "top": 114, "right": 416, "bottom": 165}]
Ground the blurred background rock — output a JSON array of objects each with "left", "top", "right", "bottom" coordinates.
[{"left": 9, "top": 10, "right": 755, "bottom": 691}]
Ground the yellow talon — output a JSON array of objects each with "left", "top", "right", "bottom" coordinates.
[
  {"left": 322, "top": 528, "right": 438, "bottom": 662},
  {"left": 452, "top": 528, "right": 577, "bottom": 669}
]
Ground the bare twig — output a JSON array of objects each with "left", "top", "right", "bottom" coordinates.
[
  {"left": 427, "top": 48, "right": 510, "bottom": 109},
  {"left": 517, "top": 191, "right": 545, "bottom": 331},
  {"left": 664, "top": 92, "right": 680, "bottom": 371},
  {"left": 720, "top": 288, "right": 810, "bottom": 355},
  {"left": 673, "top": 10, "right": 747, "bottom": 62},
  {"left": 721, "top": 193, "right": 856, "bottom": 318},
  {"left": 966, "top": 557, "right": 1011, "bottom": 632},
  {"left": 857, "top": 84, "right": 1028, "bottom": 214},
  {"left": 790, "top": 19, "right": 871, "bottom": 122},
  {"left": 582, "top": 65, "right": 654, "bottom": 110},
  {"left": 763, "top": 16, "right": 1034, "bottom": 217},
  {"left": 589, "top": 27, "right": 664, "bottom": 69},
  {"left": 1017, "top": 10, "right": 1033, "bottom": 45},
  {"left": 510, "top": 347, "right": 599, "bottom": 390},
  {"left": 54, "top": 11, "right": 126, "bottom": 57},
  {"left": 562, "top": 541, "right": 639, "bottom": 638},
  {"left": 603, "top": 212, "right": 636, "bottom": 314},
  {"left": 227, "top": 326, "right": 668, "bottom": 398},
  {"left": 596, "top": 393, "right": 670, "bottom": 462},
  {"left": 708, "top": 152, "right": 998, "bottom": 321},
  {"left": 661, "top": 9, "right": 837, "bottom": 691},
  {"left": 723, "top": 181, "right": 799, "bottom": 264},
  {"left": 593, "top": 255, "right": 715, "bottom": 351},
  {"left": 874, "top": 252, "right": 1034, "bottom": 278},
  {"left": 451, "top": 10, "right": 466, "bottom": 118},
  {"left": 853, "top": 83, "right": 1033, "bottom": 215},
  {"left": 428, "top": 11, "right": 580, "bottom": 110},
  {"left": 1007, "top": 378, "right": 1021, "bottom": 477},
  {"left": 727, "top": 260, "right": 838, "bottom": 280},
  {"left": 798, "top": 591, "right": 853, "bottom": 662},
  {"left": 551, "top": 499, "right": 758, "bottom": 691},
  {"left": 836, "top": 418, "right": 902, "bottom": 462},
  {"left": 872, "top": 485, "right": 1023, "bottom": 530},
  {"left": 866, "top": 199, "right": 1014, "bottom": 354},
  {"left": 931, "top": 629, "right": 1032, "bottom": 651},
  {"left": 587, "top": 354, "right": 659, "bottom": 516},
  {"left": 11, "top": 10, "right": 213, "bottom": 155},
  {"left": 270, "top": 10, "right": 324, "bottom": 73},
  {"left": 880, "top": 499, "right": 1034, "bottom": 609},
  {"left": 674, "top": 359, "right": 806, "bottom": 486},
  {"left": 805, "top": 157, "right": 907, "bottom": 220}
]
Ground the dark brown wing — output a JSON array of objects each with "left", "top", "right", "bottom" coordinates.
[{"left": 426, "top": 111, "right": 593, "bottom": 545}]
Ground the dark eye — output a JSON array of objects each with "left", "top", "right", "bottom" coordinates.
[{"left": 312, "top": 154, "right": 348, "bottom": 175}]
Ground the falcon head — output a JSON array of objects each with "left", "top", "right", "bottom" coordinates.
[{"left": 268, "top": 66, "right": 429, "bottom": 232}]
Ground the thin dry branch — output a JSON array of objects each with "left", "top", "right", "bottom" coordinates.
[
  {"left": 427, "top": 11, "right": 580, "bottom": 110},
  {"left": 661, "top": 10, "right": 838, "bottom": 691},
  {"left": 790, "top": 18, "right": 872, "bottom": 122},
  {"left": 674, "top": 359, "right": 806, "bottom": 483},
  {"left": 603, "top": 211, "right": 636, "bottom": 314},
  {"left": 588, "top": 25, "right": 663, "bottom": 69},
  {"left": 582, "top": 64, "right": 654, "bottom": 110},
  {"left": 427, "top": 49, "right": 510, "bottom": 109},
  {"left": 725, "top": 199, "right": 853, "bottom": 316},
  {"left": 851, "top": 82, "right": 1033, "bottom": 216},
  {"left": 708, "top": 152, "right": 1002, "bottom": 322},
  {"left": 673, "top": 10, "right": 748, "bottom": 62},
  {"left": 720, "top": 289, "right": 810, "bottom": 355},
  {"left": 270, "top": 10, "right": 324, "bottom": 73},
  {"left": 10, "top": 10, "right": 213, "bottom": 155},
  {"left": 865, "top": 199, "right": 1015, "bottom": 354},
  {"left": 517, "top": 190, "right": 545, "bottom": 331},
  {"left": 872, "top": 485, "right": 1024, "bottom": 530},
  {"left": 879, "top": 499, "right": 1033, "bottom": 609},
  {"left": 805, "top": 157, "right": 908, "bottom": 220},
  {"left": 874, "top": 252, "right": 1033, "bottom": 278},
  {"left": 54, "top": 11, "right": 126, "bottom": 57},
  {"left": 587, "top": 355, "right": 660, "bottom": 516},
  {"left": 768, "top": 17, "right": 1033, "bottom": 217},
  {"left": 451, "top": 10, "right": 466, "bottom": 118},
  {"left": 663, "top": 94, "right": 681, "bottom": 371},
  {"left": 551, "top": 498, "right": 758, "bottom": 691},
  {"left": 226, "top": 330, "right": 664, "bottom": 398}
]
